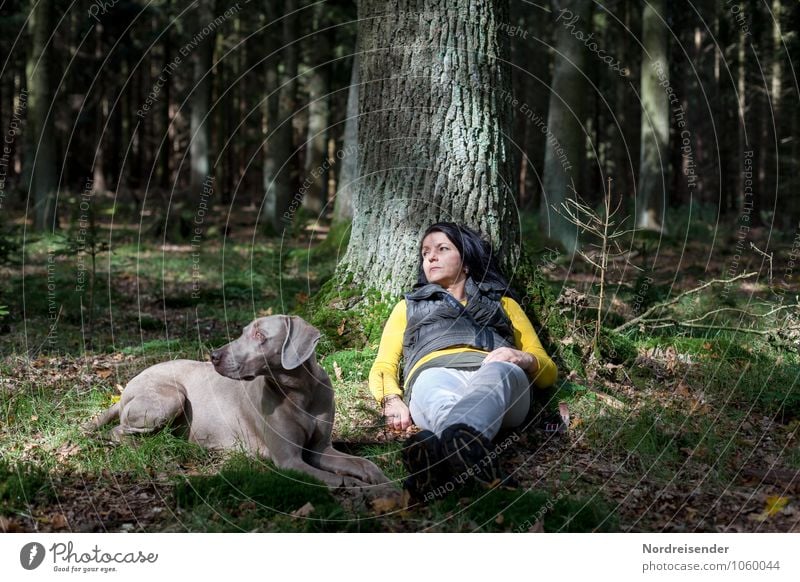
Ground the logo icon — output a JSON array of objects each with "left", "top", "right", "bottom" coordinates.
[{"left": 20, "top": 542, "right": 46, "bottom": 570}]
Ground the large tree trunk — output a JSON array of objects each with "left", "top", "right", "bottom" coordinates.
[
  {"left": 333, "top": 49, "right": 359, "bottom": 224},
  {"left": 27, "top": 0, "right": 58, "bottom": 230},
  {"left": 339, "top": 0, "right": 517, "bottom": 297},
  {"left": 636, "top": 0, "right": 669, "bottom": 232},
  {"left": 190, "top": 2, "right": 215, "bottom": 193},
  {"left": 540, "top": 0, "right": 591, "bottom": 254}
]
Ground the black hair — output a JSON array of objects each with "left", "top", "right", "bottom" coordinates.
[{"left": 415, "top": 222, "right": 519, "bottom": 301}]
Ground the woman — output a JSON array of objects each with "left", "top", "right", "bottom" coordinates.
[{"left": 368, "top": 222, "right": 557, "bottom": 498}]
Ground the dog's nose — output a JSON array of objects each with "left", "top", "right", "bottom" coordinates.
[{"left": 210, "top": 350, "right": 222, "bottom": 366}]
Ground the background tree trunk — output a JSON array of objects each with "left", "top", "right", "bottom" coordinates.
[
  {"left": 339, "top": 0, "right": 517, "bottom": 297},
  {"left": 263, "top": 0, "right": 299, "bottom": 233},
  {"left": 540, "top": 0, "right": 591, "bottom": 254},
  {"left": 302, "top": 4, "right": 331, "bottom": 216},
  {"left": 190, "top": 2, "right": 215, "bottom": 193},
  {"left": 636, "top": 0, "right": 669, "bottom": 232},
  {"left": 333, "top": 49, "right": 358, "bottom": 224},
  {"left": 27, "top": 0, "right": 58, "bottom": 230}
]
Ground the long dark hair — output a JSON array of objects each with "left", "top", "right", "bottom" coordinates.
[{"left": 415, "top": 222, "right": 519, "bottom": 300}]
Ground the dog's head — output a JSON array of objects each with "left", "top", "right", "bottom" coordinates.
[{"left": 210, "top": 315, "right": 321, "bottom": 381}]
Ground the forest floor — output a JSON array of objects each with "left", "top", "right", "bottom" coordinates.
[{"left": 1, "top": 205, "right": 799, "bottom": 532}]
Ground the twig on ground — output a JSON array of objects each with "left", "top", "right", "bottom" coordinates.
[{"left": 614, "top": 271, "right": 759, "bottom": 333}]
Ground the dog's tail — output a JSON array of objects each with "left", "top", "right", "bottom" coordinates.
[{"left": 82, "top": 402, "right": 120, "bottom": 432}]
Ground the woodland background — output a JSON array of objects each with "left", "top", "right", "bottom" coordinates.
[{"left": 0, "top": 0, "right": 799, "bottom": 533}]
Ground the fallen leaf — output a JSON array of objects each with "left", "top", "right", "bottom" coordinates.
[
  {"left": 765, "top": 496, "right": 790, "bottom": 517},
  {"left": 51, "top": 513, "right": 69, "bottom": 530},
  {"left": 290, "top": 502, "right": 315, "bottom": 518},
  {"left": 0, "top": 516, "right": 23, "bottom": 532},
  {"left": 337, "top": 319, "right": 346, "bottom": 336},
  {"left": 371, "top": 495, "right": 402, "bottom": 514},
  {"left": 96, "top": 368, "right": 113, "bottom": 379}
]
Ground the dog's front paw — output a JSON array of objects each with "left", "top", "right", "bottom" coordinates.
[{"left": 358, "top": 460, "right": 392, "bottom": 486}]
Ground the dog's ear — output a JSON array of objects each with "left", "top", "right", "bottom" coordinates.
[{"left": 281, "top": 316, "right": 321, "bottom": 370}]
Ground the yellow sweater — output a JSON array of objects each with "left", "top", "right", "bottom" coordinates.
[{"left": 368, "top": 296, "right": 558, "bottom": 403}]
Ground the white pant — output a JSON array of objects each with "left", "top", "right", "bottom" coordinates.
[{"left": 408, "top": 361, "right": 531, "bottom": 440}]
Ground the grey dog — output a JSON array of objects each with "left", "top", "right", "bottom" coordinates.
[{"left": 86, "top": 315, "right": 391, "bottom": 489}]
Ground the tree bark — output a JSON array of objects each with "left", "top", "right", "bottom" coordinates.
[
  {"left": 27, "top": 0, "right": 59, "bottom": 230},
  {"left": 540, "top": 0, "right": 591, "bottom": 254},
  {"left": 339, "top": 0, "right": 517, "bottom": 297},
  {"left": 636, "top": 0, "right": 669, "bottom": 232}
]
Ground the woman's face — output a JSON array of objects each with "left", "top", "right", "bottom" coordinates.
[{"left": 420, "top": 231, "right": 467, "bottom": 288}]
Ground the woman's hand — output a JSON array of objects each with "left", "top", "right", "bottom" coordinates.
[
  {"left": 383, "top": 395, "right": 412, "bottom": 431},
  {"left": 483, "top": 347, "right": 538, "bottom": 375}
]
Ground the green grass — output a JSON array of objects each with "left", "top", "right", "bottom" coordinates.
[
  {"left": 0, "top": 458, "right": 54, "bottom": 516},
  {"left": 173, "top": 454, "right": 356, "bottom": 532},
  {"left": 426, "top": 484, "right": 617, "bottom": 532}
]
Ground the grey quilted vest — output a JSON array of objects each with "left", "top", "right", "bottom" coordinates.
[{"left": 402, "top": 277, "right": 516, "bottom": 383}]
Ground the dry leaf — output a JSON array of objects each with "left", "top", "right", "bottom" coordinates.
[
  {"left": 290, "top": 502, "right": 315, "bottom": 518},
  {"left": 372, "top": 494, "right": 402, "bottom": 514},
  {"left": 96, "top": 368, "right": 113, "bottom": 379},
  {"left": 295, "top": 292, "right": 309, "bottom": 304},
  {"left": 337, "top": 319, "right": 346, "bottom": 336},
  {"left": 0, "top": 516, "right": 23, "bottom": 532},
  {"left": 765, "top": 496, "right": 790, "bottom": 517},
  {"left": 51, "top": 513, "right": 69, "bottom": 530}
]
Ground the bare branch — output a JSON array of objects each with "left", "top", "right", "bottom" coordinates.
[{"left": 614, "top": 271, "right": 760, "bottom": 333}]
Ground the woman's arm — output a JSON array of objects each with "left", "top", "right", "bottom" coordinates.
[
  {"left": 494, "top": 296, "right": 558, "bottom": 388},
  {"left": 368, "top": 301, "right": 413, "bottom": 430}
]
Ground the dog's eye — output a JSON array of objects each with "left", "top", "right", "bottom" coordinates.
[{"left": 254, "top": 331, "right": 266, "bottom": 342}]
